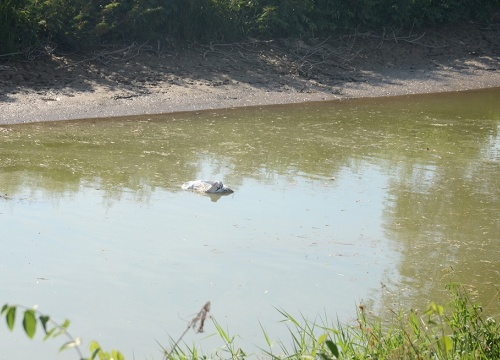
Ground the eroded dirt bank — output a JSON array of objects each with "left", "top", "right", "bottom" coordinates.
[{"left": 1, "top": 23, "right": 499, "bottom": 124}]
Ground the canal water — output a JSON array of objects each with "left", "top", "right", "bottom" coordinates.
[{"left": 1, "top": 88, "right": 499, "bottom": 359}]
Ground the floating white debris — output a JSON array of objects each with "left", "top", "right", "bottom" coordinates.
[{"left": 181, "top": 180, "right": 234, "bottom": 194}]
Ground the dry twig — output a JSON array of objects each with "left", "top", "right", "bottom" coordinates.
[
  {"left": 163, "top": 301, "right": 211, "bottom": 360},
  {"left": 63, "top": 42, "right": 151, "bottom": 68}
]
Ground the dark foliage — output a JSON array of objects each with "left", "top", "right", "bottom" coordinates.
[{"left": 1, "top": 0, "right": 499, "bottom": 55}]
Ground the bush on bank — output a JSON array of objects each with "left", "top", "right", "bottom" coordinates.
[{"left": 1, "top": 0, "right": 499, "bottom": 55}]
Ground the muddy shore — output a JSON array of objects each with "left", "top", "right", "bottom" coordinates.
[{"left": 1, "top": 23, "right": 499, "bottom": 125}]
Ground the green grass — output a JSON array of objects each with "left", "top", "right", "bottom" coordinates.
[
  {"left": 2, "top": 283, "right": 499, "bottom": 359},
  {"left": 165, "top": 283, "right": 499, "bottom": 360}
]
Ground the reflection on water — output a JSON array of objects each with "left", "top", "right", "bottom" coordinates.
[{"left": 1, "top": 88, "right": 499, "bottom": 359}]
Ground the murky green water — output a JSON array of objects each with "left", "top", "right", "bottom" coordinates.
[{"left": 1, "top": 88, "right": 499, "bottom": 359}]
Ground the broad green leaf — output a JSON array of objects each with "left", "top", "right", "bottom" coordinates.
[
  {"left": 89, "top": 340, "right": 102, "bottom": 360},
  {"left": 89, "top": 340, "right": 101, "bottom": 352},
  {"left": 22, "top": 309, "right": 37, "bottom": 338},
  {"left": 425, "top": 302, "right": 444, "bottom": 317},
  {"left": 90, "top": 348, "right": 101, "bottom": 360},
  {"left": 53, "top": 319, "right": 71, "bottom": 338},
  {"left": 1, "top": 304, "right": 8, "bottom": 315},
  {"left": 6, "top": 306, "right": 16, "bottom": 331},
  {"left": 61, "top": 319, "right": 71, "bottom": 329},
  {"left": 425, "top": 302, "right": 437, "bottom": 316},
  {"left": 39, "top": 315, "right": 50, "bottom": 334},
  {"left": 439, "top": 335, "right": 453, "bottom": 353},
  {"left": 43, "top": 327, "right": 57, "bottom": 341},
  {"left": 325, "top": 340, "right": 339, "bottom": 358},
  {"left": 59, "top": 337, "right": 81, "bottom": 352},
  {"left": 112, "top": 350, "right": 125, "bottom": 360}
]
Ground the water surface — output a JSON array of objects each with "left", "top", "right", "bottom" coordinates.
[{"left": 1, "top": 88, "right": 499, "bottom": 359}]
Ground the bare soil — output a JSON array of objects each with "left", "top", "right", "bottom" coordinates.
[{"left": 0, "top": 22, "right": 499, "bottom": 124}]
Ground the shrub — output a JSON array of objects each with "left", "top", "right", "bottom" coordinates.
[{"left": 1, "top": 0, "right": 499, "bottom": 54}]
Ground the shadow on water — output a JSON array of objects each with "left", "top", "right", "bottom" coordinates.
[{"left": 0, "top": 88, "right": 499, "bottom": 358}]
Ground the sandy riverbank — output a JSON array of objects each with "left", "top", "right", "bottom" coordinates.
[{"left": 1, "top": 23, "right": 499, "bottom": 125}]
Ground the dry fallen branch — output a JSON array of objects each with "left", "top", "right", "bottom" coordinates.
[
  {"left": 355, "top": 28, "right": 448, "bottom": 49},
  {"left": 193, "top": 37, "right": 357, "bottom": 79},
  {"left": 163, "top": 301, "right": 211, "bottom": 360},
  {"left": 0, "top": 52, "right": 22, "bottom": 58},
  {"left": 63, "top": 42, "right": 151, "bottom": 68},
  {"left": 94, "top": 42, "right": 151, "bottom": 63}
]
